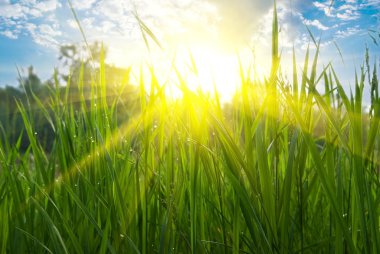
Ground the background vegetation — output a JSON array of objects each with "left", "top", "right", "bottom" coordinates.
[{"left": 0, "top": 42, "right": 139, "bottom": 152}]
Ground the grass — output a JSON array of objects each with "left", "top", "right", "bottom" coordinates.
[{"left": 1, "top": 2, "right": 380, "bottom": 253}]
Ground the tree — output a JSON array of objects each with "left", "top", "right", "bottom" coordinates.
[
  {"left": 18, "top": 66, "right": 42, "bottom": 94},
  {"left": 58, "top": 42, "right": 140, "bottom": 122},
  {"left": 59, "top": 41, "right": 106, "bottom": 85}
]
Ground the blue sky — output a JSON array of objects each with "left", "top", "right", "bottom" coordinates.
[{"left": 0, "top": 0, "right": 379, "bottom": 101}]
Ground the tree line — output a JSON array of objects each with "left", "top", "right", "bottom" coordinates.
[{"left": 0, "top": 42, "right": 140, "bottom": 152}]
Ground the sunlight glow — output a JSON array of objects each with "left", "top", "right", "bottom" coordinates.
[
  {"left": 177, "top": 47, "right": 240, "bottom": 98},
  {"left": 119, "top": 45, "right": 268, "bottom": 102}
]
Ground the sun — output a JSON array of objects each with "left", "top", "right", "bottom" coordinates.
[
  {"left": 183, "top": 47, "right": 240, "bottom": 99},
  {"left": 174, "top": 46, "right": 271, "bottom": 100}
]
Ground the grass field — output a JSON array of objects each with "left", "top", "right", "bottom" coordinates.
[{"left": 1, "top": 2, "right": 380, "bottom": 254}]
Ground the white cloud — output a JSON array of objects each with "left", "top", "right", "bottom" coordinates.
[
  {"left": 302, "top": 18, "right": 329, "bottom": 30},
  {"left": 67, "top": 0, "right": 222, "bottom": 50},
  {"left": 27, "top": 0, "right": 61, "bottom": 17},
  {"left": 0, "top": 0, "right": 61, "bottom": 18},
  {"left": 35, "top": 0, "right": 61, "bottom": 12},
  {"left": 99, "top": 20, "right": 115, "bottom": 33},
  {"left": 335, "top": 25, "right": 361, "bottom": 38},
  {"left": 0, "top": 30, "right": 18, "bottom": 39},
  {"left": 313, "top": 0, "right": 360, "bottom": 20},
  {"left": 71, "top": 0, "right": 97, "bottom": 10},
  {"left": 23, "top": 23, "right": 61, "bottom": 48},
  {"left": 313, "top": 1, "right": 335, "bottom": 17},
  {"left": 24, "top": 23, "right": 36, "bottom": 33},
  {"left": 338, "top": 4, "right": 357, "bottom": 11},
  {"left": 39, "top": 24, "right": 61, "bottom": 37},
  {"left": 0, "top": 2, "right": 27, "bottom": 18},
  {"left": 0, "top": 0, "right": 62, "bottom": 47},
  {"left": 0, "top": 0, "right": 374, "bottom": 73},
  {"left": 67, "top": 19, "right": 78, "bottom": 29},
  {"left": 360, "top": 0, "right": 380, "bottom": 8},
  {"left": 337, "top": 9, "right": 360, "bottom": 20},
  {"left": 251, "top": 3, "right": 300, "bottom": 50}
]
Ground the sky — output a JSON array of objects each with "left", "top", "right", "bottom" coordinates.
[{"left": 0, "top": 0, "right": 379, "bottom": 101}]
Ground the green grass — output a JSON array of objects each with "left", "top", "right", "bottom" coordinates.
[{"left": 1, "top": 2, "right": 380, "bottom": 254}]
